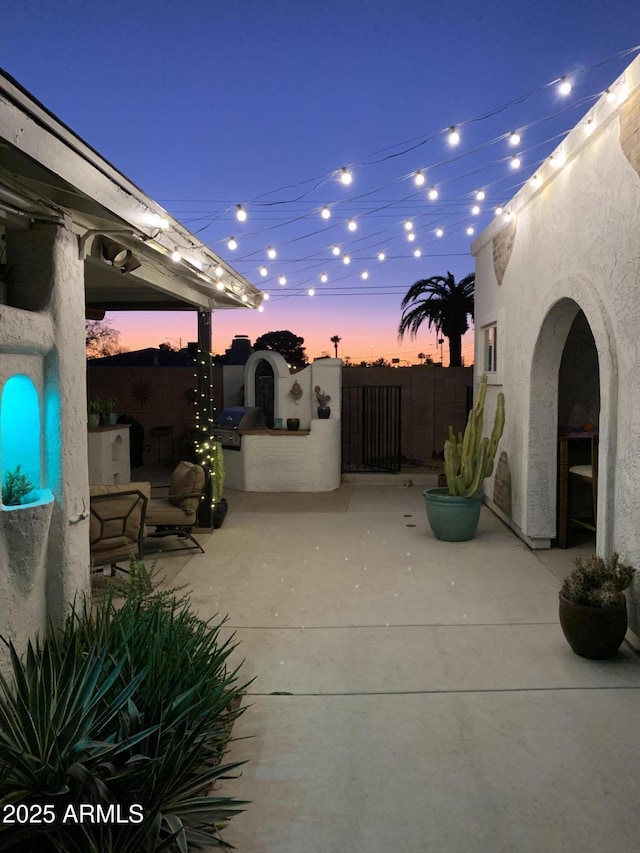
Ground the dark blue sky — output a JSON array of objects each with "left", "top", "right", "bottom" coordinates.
[{"left": 2, "top": 1, "right": 639, "bottom": 362}]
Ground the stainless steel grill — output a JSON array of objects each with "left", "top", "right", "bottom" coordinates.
[{"left": 213, "top": 406, "right": 264, "bottom": 450}]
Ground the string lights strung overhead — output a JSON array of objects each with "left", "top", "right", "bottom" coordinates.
[{"left": 157, "top": 44, "right": 640, "bottom": 305}]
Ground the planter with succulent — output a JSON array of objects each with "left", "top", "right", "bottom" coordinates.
[
  {"left": 423, "top": 374, "right": 505, "bottom": 541},
  {"left": 88, "top": 398, "right": 102, "bottom": 428},
  {"left": 100, "top": 395, "right": 118, "bottom": 425},
  {"left": 287, "top": 380, "right": 303, "bottom": 430},
  {"left": 314, "top": 385, "right": 331, "bottom": 419},
  {"left": 2, "top": 465, "right": 35, "bottom": 507},
  {"left": 559, "top": 552, "right": 635, "bottom": 659}
]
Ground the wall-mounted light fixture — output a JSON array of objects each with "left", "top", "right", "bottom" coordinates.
[{"left": 100, "top": 237, "right": 141, "bottom": 274}]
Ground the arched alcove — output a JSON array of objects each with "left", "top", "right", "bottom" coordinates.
[
  {"left": 1, "top": 374, "right": 41, "bottom": 503},
  {"left": 255, "top": 360, "right": 275, "bottom": 428}
]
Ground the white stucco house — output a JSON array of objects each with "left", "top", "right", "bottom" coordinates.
[
  {"left": 0, "top": 69, "right": 262, "bottom": 660},
  {"left": 472, "top": 54, "right": 640, "bottom": 642}
]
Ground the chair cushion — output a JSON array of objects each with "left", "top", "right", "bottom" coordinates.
[
  {"left": 147, "top": 496, "right": 195, "bottom": 525},
  {"left": 168, "top": 462, "right": 205, "bottom": 514},
  {"left": 569, "top": 464, "right": 593, "bottom": 478}
]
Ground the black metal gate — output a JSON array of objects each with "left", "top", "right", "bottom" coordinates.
[{"left": 341, "top": 385, "right": 401, "bottom": 472}]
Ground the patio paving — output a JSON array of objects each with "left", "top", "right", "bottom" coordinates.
[{"left": 168, "top": 474, "right": 640, "bottom": 853}]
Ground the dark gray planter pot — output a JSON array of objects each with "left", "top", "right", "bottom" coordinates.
[{"left": 559, "top": 593, "right": 628, "bottom": 659}]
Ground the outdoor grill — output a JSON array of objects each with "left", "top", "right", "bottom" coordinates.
[{"left": 213, "top": 406, "right": 264, "bottom": 450}]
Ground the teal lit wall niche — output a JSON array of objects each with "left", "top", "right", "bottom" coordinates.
[{"left": 1, "top": 374, "right": 41, "bottom": 499}]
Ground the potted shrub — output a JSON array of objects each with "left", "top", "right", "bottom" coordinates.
[
  {"left": 559, "top": 553, "right": 635, "bottom": 659},
  {"left": 423, "top": 374, "right": 505, "bottom": 541},
  {"left": 2, "top": 465, "right": 34, "bottom": 506},
  {"left": 314, "top": 385, "right": 331, "bottom": 419},
  {"left": 100, "top": 395, "right": 118, "bottom": 425},
  {"left": 88, "top": 398, "right": 101, "bottom": 428}
]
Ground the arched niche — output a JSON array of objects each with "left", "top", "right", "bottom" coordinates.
[
  {"left": 1, "top": 374, "right": 41, "bottom": 503},
  {"left": 245, "top": 350, "right": 294, "bottom": 425}
]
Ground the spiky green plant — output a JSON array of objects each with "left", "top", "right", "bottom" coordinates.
[
  {"left": 1, "top": 465, "right": 35, "bottom": 506},
  {"left": 561, "top": 552, "right": 635, "bottom": 607}
]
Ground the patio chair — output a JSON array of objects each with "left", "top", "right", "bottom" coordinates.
[
  {"left": 89, "top": 483, "right": 150, "bottom": 576},
  {"left": 568, "top": 434, "right": 598, "bottom": 535},
  {"left": 145, "top": 460, "right": 207, "bottom": 554}
]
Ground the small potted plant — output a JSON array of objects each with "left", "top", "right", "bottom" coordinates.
[
  {"left": 287, "top": 380, "right": 303, "bottom": 430},
  {"left": 559, "top": 552, "right": 635, "bottom": 659},
  {"left": 2, "top": 465, "right": 35, "bottom": 507},
  {"left": 423, "top": 373, "right": 505, "bottom": 541},
  {"left": 314, "top": 385, "right": 331, "bottom": 419},
  {"left": 88, "top": 398, "right": 102, "bottom": 429},
  {"left": 101, "top": 396, "right": 118, "bottom": 425}
]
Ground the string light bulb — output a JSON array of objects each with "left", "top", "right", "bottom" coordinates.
[
  {"left": 605, "top": 88, "right": 616, "bottom": 103},
  {"left": 471, "top": 205, "right": 480, "bottom": 215},
  {"left": 259, "top": 265, "right": 268, "bottom": 276},
  {"left": 448, "top": 126, "right": 460, "bottom": 146},
  {"left": 347, "top": 218, "right": 357, "bottom": 232},
  {"left": 241, "top": 294, "right": 248, "bottom": 302},
  {"left": 215, "top": 265, "right": 224, "bottom": 277},
  {"left": 530, "top": 173, "right": 542, "bottom": 189},
  {"left": 413, "top": 248, "right": 422, "bottom": 257},
  {"left": 236, "top": 204, "right": 247, "bottom": 222},
  {"left": 216, "top": 281, "right": 225, "bottom": 291},
  {"left": 227, "top": 237, "right": 237, "bottom": 250},
  {"left": 279, "top": 275, "right": 287, "bottom": 285},
  {"left": 414, "top": 170, "right": 425, "bottom": 186},
  {"left": 428, "top": 187, "right": 439, "bottom": 200},
  {"left": 510, "top": 155, "right": 521, "bottom": 169},
  {"left": 321, "top": 206, "right": 331, "bottom": 220},
  {"left": 332, "top": 245, "right": 340, "bottom": 256},
  {"left": 263, "top": 292, "right": 270, "bottom": 300},
  {"left": 584, "top": 116, "right": 596, "bottom": 136},
  {"left": 377, "top": 251, "right": 386, "bottom": 261},
  {"left": 267, "top": 246, "right": 277, "bottom": 259},
  {"left": 466, "top": 226, "right": 475, "bottom": 235},
  {"left": 171, "top": 249, "right": 181, "bottom": 262},
  {"left": 361, "top": 270, "right": 369, "bottom": 280},
  {"left": 558, "top": 76, "right": 572, "bottom": 96},
  {"left": 404, "top": 220, "right": 413, "bottom": 231},
  {"left": 509, "top": 131, "right": 521, "bottom": 146},
  {"left": 340, "top": 167, "right": 352, "bottom": 185},
  {"left": 258, "top": 305, "right": 265, "bottom": 312},
  {"left": 343, "top": 254, "right": 351, "bottom": 265},
  {"left": 435, "top": 228, "right": 444, "bottom": 237},
  {"left": 495, "top": 206, "right": 504, "bottom": 216},
  {"left": 320, "top": 272, "right": 328, "bottom": 283},
  {"left": 407, "top": 232, "right": 416, "bottom": 242},
  {"left": 308, "top": 288, "right": 315, "bottom": 296},
  {"left": 475, "top": 190, "right": 486, "bottom": 201}
]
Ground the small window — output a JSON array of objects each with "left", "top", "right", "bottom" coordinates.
[{"left": 484, "top": 324, "right": 497, "bottom": 373}]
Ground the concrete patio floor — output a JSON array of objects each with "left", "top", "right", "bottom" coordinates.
[{"left": 166, "top": 474, "right": 640, "bottom": 853}]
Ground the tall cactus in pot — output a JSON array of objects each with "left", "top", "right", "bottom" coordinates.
[{"left": 444, "top": 373, "right": 505, "bottom": 497}]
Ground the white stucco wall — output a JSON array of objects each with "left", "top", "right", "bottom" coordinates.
[
  {"left": 0, "top": 224, "right": 90, "bottom": 664},
  {"left": 473, "top": 56, "right": 640, "bottom": 636}
]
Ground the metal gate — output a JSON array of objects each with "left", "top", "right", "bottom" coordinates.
[{"left": 341, "top": 385, "right": 402, "bottom": 472}]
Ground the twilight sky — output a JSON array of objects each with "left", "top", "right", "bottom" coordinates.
[{"left": 2, "top": 1, "right": 639, "bottom": 364}]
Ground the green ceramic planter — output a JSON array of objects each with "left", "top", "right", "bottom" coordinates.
[{"left": 422, "top": 487, "right": 483, "bottom": 541}]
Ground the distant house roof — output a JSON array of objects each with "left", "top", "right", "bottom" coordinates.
[{"left": 88, "top": 346, "right": 193, "bottom": 367}]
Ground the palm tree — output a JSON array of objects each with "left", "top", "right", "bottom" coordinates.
[
  {"left": 397, "top": 271, "right": 474, "bottom": 367},
  {"left": 330, "top": 335, "right": 342, "bottom": 358}
]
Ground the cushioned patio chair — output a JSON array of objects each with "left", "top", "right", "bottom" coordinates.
[
  {"left": 89, "top": 483, "right": 150, "bottom": 576},
  {"left": 145, "top": 461, "right": 207, "bottom": 554}
]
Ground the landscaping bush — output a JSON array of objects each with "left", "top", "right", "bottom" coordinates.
[{"left": 0, "top": 559, "right": 250, "bottom": 851}]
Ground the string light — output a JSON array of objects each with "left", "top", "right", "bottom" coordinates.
[
  {"left": 171, "top": 249, "right": 181, "bottom": 262},
  {"left": 475, "top": 190, "right": 486, "bottom": 201},
  {"left": 215, "top": 265, "right": 223, "bottom": 277},
  {"left": 343, "top": 254, "right": 351, "bottom": 265},
  {"left": 428, "top": 187, "right": 439, "bottom": 200},
  {"left": 509, "top": 131, "right": 521, "bottom": 146},
  {"left": 530, "top": 173, "right": 542, "bottom": 189},
  {"left": 448, "top": 126, "right": 460, "bottom": 146},
  {"left": 377, "top": 251, "right": 386, "bottom": 261},
  {"left": 404, "top": 220, "right": 413, "bottom": 231},
  {"left": 267, "top": 246, "right": 277, "bottom": 259},
  {"left": 413, "top": 248, "right": 422, "bottom": 257},
  {"left": 320, "top": 272, "right": 328, "bottom": 283},
  {"left": 407, "top": 232, "right": 416, "bottom": 242},
  {"left": 241, "top": 294, "right": 248, "bottom": 302},
  {"left": 216, "top": 281, "right": 225, "bottom": 291},
  {"left": 340, "top": 167, "right": 352, "bottom": 185},
  {"left": 495, "top": 206, "right": 504, "bottom": 216},
  {"left": 308, "top": 288, "right": 315, "bottom": 296},
  {"left": 227, "top": 237, "right": 237, "bottom": 250},
  {"left": 263, "top": 292, "right": 270, "bottom": 300},
  {"left": 471, "top": 205, "right": 481, "bottom": 215},
  {"left": 558, "top": 76, "right": 572, "bottom": 96},
  {"left": 279, "top": 275, "right": 287, "bottom": 285},
  {"left": 259, "top": 265, "right": 268, "bottom": 276},
  {"left": 435, "top": 228, "right": 444, "bottom": 237},
  {"left": 605, "top": 88, "right": 616, "bottom": 103},
  {"left": 321, "top": 206, "right": 331, "bottom": 219},
  {"left": 258, "top": 305, "right": 265, "bottom": 312},
  {"left": 510, "top": 155, "right": 521, "bottom": 169},
  {"left": 361, "top": 270, "right": 369, "bottom": 279},
  {"left": 584, "top": 116, "right": 596, "bottom": 135},
  {"left": 466, "top": 226, "right": 475, "bottom": 235},
  {"left": 347, "top": 218, "right": 357, "bottom": 231},
  {"left": 236, "top": 204, "right": 247, "bottom": 222},
  {"left": 414, "top": 170, "right": 425, "bottom": 186},
  {"left": 332, "top": 245, "right": 341, "bottom": 256}
]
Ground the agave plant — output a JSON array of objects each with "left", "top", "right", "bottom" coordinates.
[{"left": 561, "top": 552, "right": 635, "bottom": 607}]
